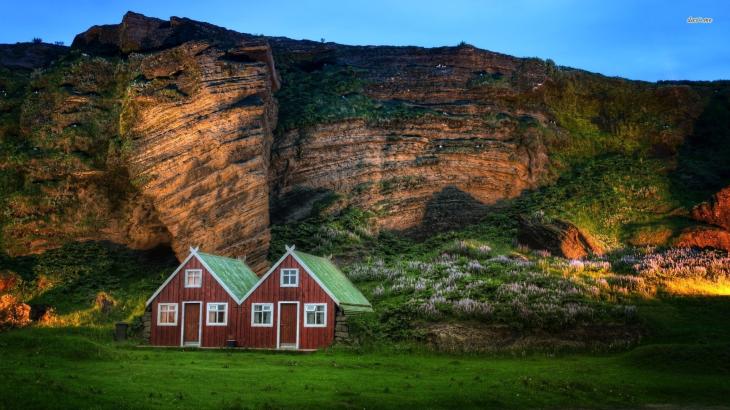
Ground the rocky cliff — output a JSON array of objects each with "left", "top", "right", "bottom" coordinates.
[
  {"left": 122, "top": 40, "right": 278, "bottom": 272},
  {"left": 1, "top": 12, "right": 729, "bottom": 270},
  {"left": 1, "top": 13, "right": 280, "bottom": 271},
  {"left": 269, "top": 42, "right": 551, "bottom": 232}
]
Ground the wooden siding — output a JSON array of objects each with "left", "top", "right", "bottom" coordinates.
[
  {"left": 237, "top": 255, "right": 336, "bottom": 349},
  {"left": 150, "top": 257, "right": 238, "bottom": 347}
]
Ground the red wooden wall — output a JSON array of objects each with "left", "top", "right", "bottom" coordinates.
[
  {"left": 150, "top": 256, "right": 239, "bottom": 347},
  {"left": 237, "top": 255, "right": 336, "bottom": 349}
]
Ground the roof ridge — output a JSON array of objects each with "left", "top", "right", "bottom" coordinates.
[{"left": 197, "top": 250, "right": 242, "bottom": 261}]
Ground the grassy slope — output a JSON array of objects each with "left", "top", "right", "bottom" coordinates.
[
  {"left": 1, "top": 241, "right": 177, "bottom": 327},
  {"left": 0, "top": 296, "right": 728, "bottom": 409}
]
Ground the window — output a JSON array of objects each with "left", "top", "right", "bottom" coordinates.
[
  {"left": 304, "top": 303, "right": 327, "bottom": 327},
  {"left": 280, "top": 268, "right": 299, "bottom": 287},
  {"left": 206, "top": 303, "right": 228, "bottom": 326},
  {"left": 157, "top": 303, "right": 178, "bottom": 326},
  {"left": 251, "top": 303, "right": 273, "bottom": 326},
  {"left": 184, "top": 269, "right": 202, "bottom": 288}
]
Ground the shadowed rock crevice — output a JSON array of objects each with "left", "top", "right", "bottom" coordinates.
[{"left": 517, "top": 215, "right": 603, "bottom": 259}]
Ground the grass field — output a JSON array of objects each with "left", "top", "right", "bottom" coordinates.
[{"left": 1, "top": 296, "right": 729, "bottom": 409}]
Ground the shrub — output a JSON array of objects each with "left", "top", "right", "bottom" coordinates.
[{"left": 0, "top": 294, "right": 31, "bottom": 330}]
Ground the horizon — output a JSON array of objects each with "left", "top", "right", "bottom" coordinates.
[{"left": 0, "top": 1, "right": 728, "bottom": 82}]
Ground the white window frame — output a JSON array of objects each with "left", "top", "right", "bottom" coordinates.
[
  {"left": 157, "top": 303, "right": 178, "bottom": 326},
  {"left": 206, "top": 302, "right": 228, "bottom": 326},
  {"left": 184, "top": 269, "right": 202, "bottom": 288},
  {"left": 251, "top": 303, "right": 274, "bottom": 327},
  {"left": 280, "top": 268, "right": 299, "bottom": 287},
  {"left": 303, "top": 303, "right": 327, "bottom": 327}
]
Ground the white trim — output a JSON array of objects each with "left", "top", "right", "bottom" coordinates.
[
  {"left": 280, "top": 268, "right": 299, "bottom": 287},
  {"left": 156, "top": 303, "right": 178, "bottom": 326},
  {"left": 238, "top": 249, "right": 292, "bottom": 303},
  {"left": 146, "top": 248, "right": 248, "bottom": 307},
  {"left": 288, "top": 251, "right": 341, "bottom": 305},
  {"left": 251, "top": 303, "right": 274, "bottom": 327},
  {"left": 180, "top": 301, "right": 202, "bottom": 347},
  {"left": 184, "top": 269, "right": 202, "bottom": 288},
  {"left": 145, "top": 250, "right": 197, "bottom": 306},
  {"left": 303, "top": 303, "right": 327, "bottom": 327},
  {"left": 205, "top": 302, "right": 228, "bottom": 326},
  {"left": 276, "top": 301, "right": 300, "bottom": 349},
  {"left": 194, "top": 251, "right": 248, "bottom": 304},
  {"left": 238, "top": 246, "right": 341, "bottom": 306}
]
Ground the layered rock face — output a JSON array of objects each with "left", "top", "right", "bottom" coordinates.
[
  {"left": 270, "top": 43, "right": 551, "bottom": 231},
  {"left": 1, "top": 13, "right": 279, "bottom": 271},
  {"left": 2, "top": 11, "right": 729, "bottom": 268},
  {"left": 0, "top": 50, "right": 171, "bottom": 256},
  {"left": 272, "top": 118, "right": 547, "bottom": 231},
  {"left": 124, "top": 40, "right": 278, "bottom": 271}
]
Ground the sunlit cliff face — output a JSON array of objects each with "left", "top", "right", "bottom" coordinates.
[{"left": 1, "top": 11, "right": 729, "bottom": 271}]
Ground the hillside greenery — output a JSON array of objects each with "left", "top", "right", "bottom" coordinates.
[{"left": 274, "top": 63, "right": 439, "bottom": 133}]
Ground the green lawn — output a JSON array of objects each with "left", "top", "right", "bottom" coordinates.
[{"left": 1, "top": 297, "right": 729, "bottom": 409}]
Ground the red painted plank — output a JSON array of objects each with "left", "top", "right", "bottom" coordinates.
[
  {"left": 150, "top": 256, "right": 237, "bottom": 347},
  {"left": 237, "top": 254, "right": 335, "bottom": 349}
]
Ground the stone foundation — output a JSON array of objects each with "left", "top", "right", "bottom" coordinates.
[
  {"left": 335, "top": 309, "right": 350, "bottom": 343},
  {"left": 142, "top": 309, "right": 151, "bottom": 342}
]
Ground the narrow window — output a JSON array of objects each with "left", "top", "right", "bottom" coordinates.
[
  {"left": 184, "top": 269, "right": 202, "bottom": 288},
  {"left": 280, "top": 268, "right": 299, "bottom": 287},
  {"left": 251, "top": 303, "right": 273, "bottom": 326},
  {"left": 304, "top": 303, "right": 327, "bottom": 327},
  {"left": 157, "top": 303, "right": 178, "bottom": 326},
  {"left": 206, "top": 303, "right": 228, "bottom": 326}
]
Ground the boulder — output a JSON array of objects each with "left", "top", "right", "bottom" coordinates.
[
  {"left": 0, "top": 295, "right": 31, "bottom": 330},
  {"left": 675, "top": 226, "right": 730, "bottom": 252},
  {"left": 517, "top": 215, "right": 603, "bottom": 259},
  {"left": 691, "top": 187, "right": 730, "bottom": 231}
]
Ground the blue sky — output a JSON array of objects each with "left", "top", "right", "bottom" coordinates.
[{"left": 1, "top": 0, "right": 727, "bottom": 81}]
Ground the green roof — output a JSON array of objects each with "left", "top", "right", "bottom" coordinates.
[
  {"left": 294, "top": 251, "right": 373, "bottom": 313},
  {"left": 197, "top": 252, "right": 259, "bottom": 301}
]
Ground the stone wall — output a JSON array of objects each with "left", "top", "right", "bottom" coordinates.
[
  {"left": 335, "top": 308, "right": 350, "bottom": 343},
  {"left": 142, "top": 309, "right": 151, "bottom": 342}
]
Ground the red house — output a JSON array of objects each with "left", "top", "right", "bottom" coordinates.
[
  {"left": 236, "top": 245, "right": 374, "bottom": 349},
  {"left": 145, "top": 245, "right": 373, "bottom": 349},
  {"left": 145, "top": 247, "right": 259, "bottom": 347}
]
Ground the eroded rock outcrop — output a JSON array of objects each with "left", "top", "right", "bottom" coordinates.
[
  {"left": 123, "top": 40, "right": 278, "bottom": 271},
  {"left": 692, "top": 187, "right": 730, "bottom": 231},
  {"left": 676, "top": 187, "right": 730, "bottom": 252},
  {"left": 1, "top": 13, "right": 279, "bottom": 271},
  {"left": 272, "top": 118, "right": 547, "bottom": 231},
  {"left": 517, "top": 216, "right": 603, "bottom": 259},
  {"left": 270, "top": 42, "right": 551, "bottom": 232},
  {"left": 675, "top": 226, "right": 730, "bottom": 252}
]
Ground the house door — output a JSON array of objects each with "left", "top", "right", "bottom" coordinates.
[
  {"left": 278, "top": 303, "right": 298, "bottom": 349},
  {"left": 183, "top": 303, "right": 201, "bottom": 346}
]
